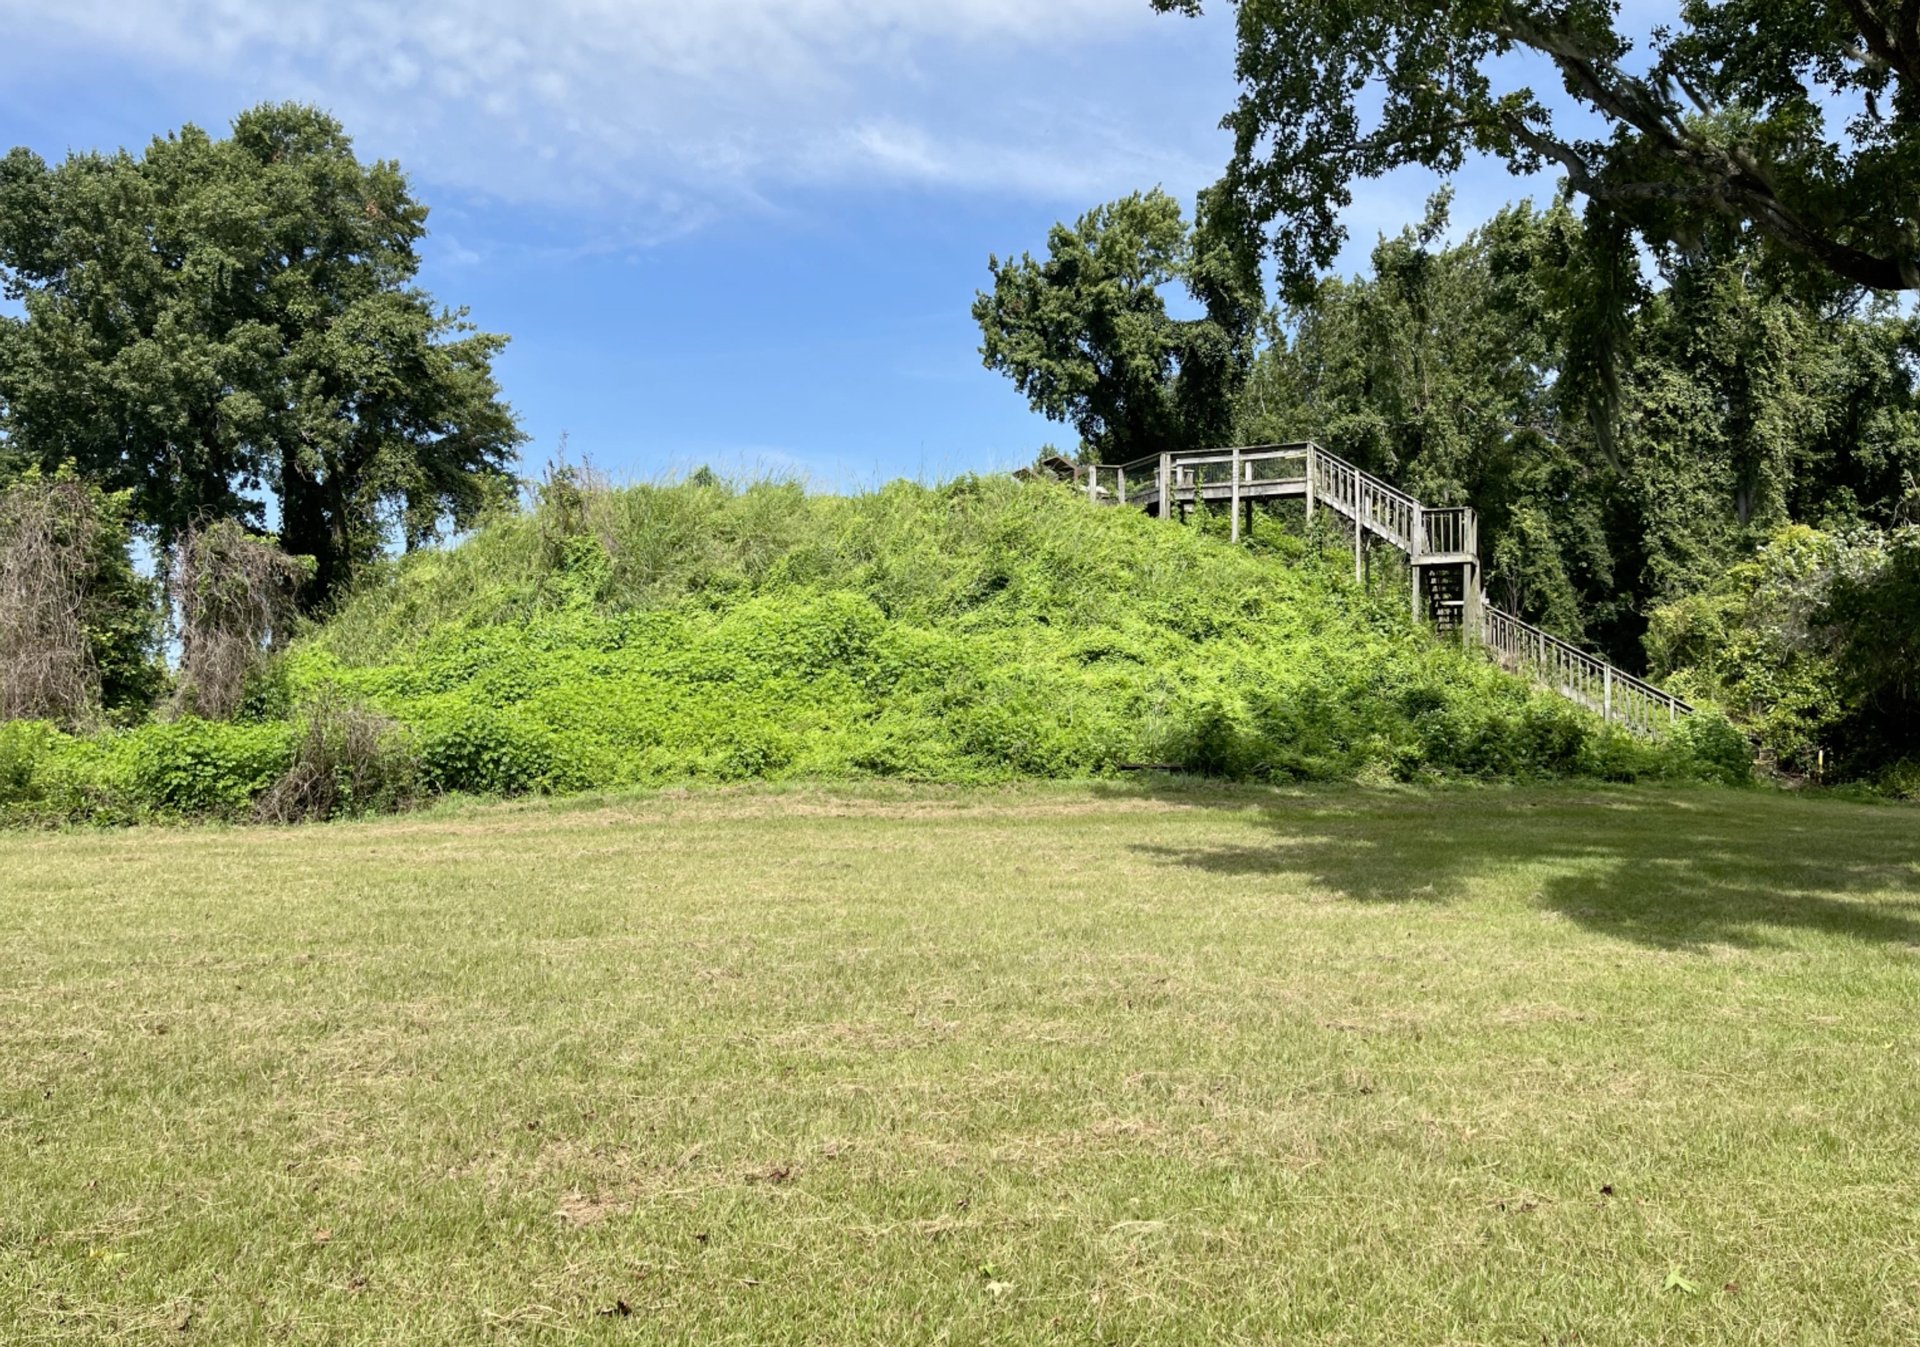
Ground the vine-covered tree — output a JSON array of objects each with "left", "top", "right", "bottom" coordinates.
[
  {"left": 0, "top": 469, "right": 162, "bottom": 722},
  {"left": 0, "top": 103, "right": 524, "bottom": 609},
  {"left": 974, "top": 188, "right": 1261, "bottom": 462},
  {"left": 1239, "top": 196, "right": 1629, "bottom": 640},
  {"left": 1239, "top": 193, "right": 1920, "bottom": 666},
  {"left": 1155, "top": 1, "right": 1920, "bottom": 297}
]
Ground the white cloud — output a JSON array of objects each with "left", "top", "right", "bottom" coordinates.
[{"left": 2, "top": 0, "right": 1225, "bottom": 234}]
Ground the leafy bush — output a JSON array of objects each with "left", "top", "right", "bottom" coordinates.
[
  {"left": 0, "top": 720, "right": 59, "bottom": 807},
  {"left": 125, "top": 719, "right": 293, "bottom": 817},
  {"left": 6, "top": 473, "right": 1737, "bottom": 823},
  {"left": 1668, "top": 712, "right": 1755, "bottom": 787},
  {"left": 416, "top": 705, "right": 562, "bottom": 797},
  {"left": 255, "top": 692, "right": 421, "bottom": 823}
]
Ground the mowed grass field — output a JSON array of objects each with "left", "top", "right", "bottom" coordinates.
[{"left": 3, "top": 783, "right": 1917, "bottom": 1345}]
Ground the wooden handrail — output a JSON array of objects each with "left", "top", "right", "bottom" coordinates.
[
  {"left": 1055, "top": 442, "right": 1695, "bottom": 736},
  {"left": 1481, "top": 603, "right": 1692, "bottom": 727}
]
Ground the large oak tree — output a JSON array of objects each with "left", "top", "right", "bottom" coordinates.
[{"left": 0, "top": 103, "right": 524, "bottom": 609}]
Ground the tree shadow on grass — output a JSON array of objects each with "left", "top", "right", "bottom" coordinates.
[{"left": 1101, "top": 782, "right": 1920, "bottom": 951}]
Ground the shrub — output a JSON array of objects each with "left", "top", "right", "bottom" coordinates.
[
  {"left": 1874, "top": 759, "right": 1920, "bottom": 801},
  {"left": 0, "top": 720, "right": 59, "bottom": 807},
  {"left": 1161, "top": 689, "right": 1261, "bottom": 779},
  {"left": 255, "top": 692, "right": 421, "bottom": 823},
  {"left": 172, "top": 522, "right": 311, "bottom": 720},
  {"left": 125, "top": 718, "right": 294, "bottom": 817},
  {"left": 1668, "top": 711, "right": 1754, "bottom": 787},
  {"left": 416, "top": 705, "right": 557, "bottom": 797}
]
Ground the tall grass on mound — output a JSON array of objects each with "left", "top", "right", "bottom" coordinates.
[{"left": 0, "top": 474, "right": 1746, "bottom": 823}]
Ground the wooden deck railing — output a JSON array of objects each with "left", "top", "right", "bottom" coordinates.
[
  {"left": 1064, "top": 442, "right": 1694, "bottom": 737},
  {"left": 1481, "top": 604, "right": 1692, "bottom": 735},
  {"left": 1419, "top": 507, "right": 1477, "bottom": 559}
]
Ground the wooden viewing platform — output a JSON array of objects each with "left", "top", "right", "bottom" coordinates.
[{"left": 1062, "top": 443, "right": 1693, "bottom": 738}]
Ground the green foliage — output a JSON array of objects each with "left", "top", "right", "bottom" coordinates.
[
  {"left": 0, "top": 476, "right": 1738, "bottom": 823},
  {"left": 0, "top": 719, "right": 57, "bottom": 806},
  {"left": 1668, "top": 713, "right": 1757, "bottom": 789},
  {"left": 1647, "top": 527, "right": 1848, "bottom": 773},
  {"left": 300, "top": 474, "right": 1727, "bottom": 796},
  {"left": 1241, "top": 196, "right": 1628, "bottom": 643},
  {"left": 1824, "top": 530, "right": 1920, "bottom": 768},
  {"left": 0, "top": 721, "right": 126, "bottom": 825},
  {"left": 1236, "top": 197, "right": 1920, "bottom": 673},
  {"left": 0, "top": 716, "right": 293, "bottom": 824},
  {"left": 125, "top": 719, "right": 293, "bottom": 817},
  {"left": 1648, "top": 524, "right": 1920, "bottom": 781},
  {"left": 974, "top": 189, "right": 1260, "bottom": 462},
  {"left": 0, "top": 103, "right": 524, "bottom": 608},
  {"left": 1156, "top": 0, "right": 1920, "bottom": 297},
  {"left": 415, "top": 705, "right": 564, "bottom": 798}
]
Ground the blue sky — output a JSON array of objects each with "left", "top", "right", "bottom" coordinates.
[{"left": 1, "top": 0, "right": 1601, "bottom": 490}]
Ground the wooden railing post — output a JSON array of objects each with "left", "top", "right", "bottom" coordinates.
[
  {"left": 1117, "top": 467, "right": 1126, "bottom": 506},
  {"left": 1230, "top": 446, "right": 1242, "bottom": 542},
  {"left": 1305, "top": 446, "right": 1316, "bottom": 522},
  {"left": 1157, "top": 453, "right": 1171, "bottom": 520},
  {"left": 1353, "top": 481, "right": 1364, "bottom": 582},
  {"left": 1604, "top": 666, "right": 1614, "bottom": 724},
  {"left": 1409, "top": 503, "right": 1423, "bottom": 623}
]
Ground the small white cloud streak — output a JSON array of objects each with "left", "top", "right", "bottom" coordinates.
[{"left": 2, "top": 0, "right": 1217, "bottom": 236}]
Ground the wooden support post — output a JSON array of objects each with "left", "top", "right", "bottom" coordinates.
[
  {"left": 1353, "top": 484, "right": 1364, "bottom": 582},
  {"left": 1117, "top": 467, "right": 1126, "bottom": 506},
  {"left": 1157, "top": 453, "right": 1171, "bottom": 520},
  {"left": 1409, "top": 504, "right": 1423, "bottom": 623},
  {"left": 1464, "top": 565, "right": 1481, "bottom": 646},
  {"left": 1305, "top": 448, "right": 1316, "bottom": 522},
  {"left": 1604, "top": 666, "right": 1614, "bottom": 724},
  {"left": 1230, "top": 446, "right": 1242, "bottom": 542},
  {"left": 1086, "top": 466, "right": 1097, "bottom": 503}
]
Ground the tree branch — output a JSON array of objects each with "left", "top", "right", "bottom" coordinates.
[
  {"left": 1836, "top": 0, "right": 1920, "bottom": 84},
  {"left": 1492, "top": 7, "right": 1919, "bottom": 290}
]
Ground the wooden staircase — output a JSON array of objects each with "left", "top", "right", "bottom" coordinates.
[{"left": 1067, "top": 442, "right": 1693, "bottom": 737}]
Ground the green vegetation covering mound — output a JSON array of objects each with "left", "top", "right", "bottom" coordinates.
[{"left": 0, "top": 476, "right": 1746, "bottom": 823}]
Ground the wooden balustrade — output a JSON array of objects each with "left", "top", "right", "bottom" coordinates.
[{"left": 1066, "top": 442, "right": 1693, "bottom": 736}]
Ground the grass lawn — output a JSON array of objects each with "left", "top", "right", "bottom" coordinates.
[{"left": 2, "top": 782, "right": 1917, "bottom": 1344}]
